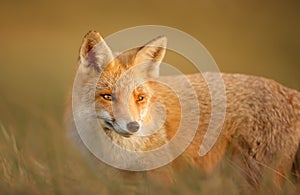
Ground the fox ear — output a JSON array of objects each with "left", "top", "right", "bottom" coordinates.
[
  {"left": 79, "top": 30, "right": 113, "bottom": 74},
  {"left": 134, "top": 35, "right": 167, "bottom": 78}
]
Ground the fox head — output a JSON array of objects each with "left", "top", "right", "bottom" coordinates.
[{"left": 77, "top": 30, "right": 167, "bottom": 138}]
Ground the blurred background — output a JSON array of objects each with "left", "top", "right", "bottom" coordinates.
[{"left": 0, "top": 0, "right": 299, "bottom": 193}]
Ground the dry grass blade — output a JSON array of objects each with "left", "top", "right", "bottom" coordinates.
[{"left": 0, "top": 121, "right": 10, "bottom": 142}]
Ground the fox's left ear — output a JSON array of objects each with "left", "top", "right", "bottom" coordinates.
[{"left": 134, "top": 35, "right": 167, "bottom": 78}]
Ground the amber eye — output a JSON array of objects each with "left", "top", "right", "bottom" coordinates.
[
  {"left": 137, "top": 95, "right": 145, "bottom": 102},
  {"left": 101, "top": 94, "right": 112, "bottom": 101}
]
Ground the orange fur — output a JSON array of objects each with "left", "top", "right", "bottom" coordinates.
[{"left": 65, "top": 31, "right": 300, "bottom": 189}]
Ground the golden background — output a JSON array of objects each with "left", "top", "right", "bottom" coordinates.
[{"left": 0, "top": 0, "right": 299, "bottom": 193}]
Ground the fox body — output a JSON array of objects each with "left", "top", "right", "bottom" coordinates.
[{"left": 65, "top": 31, "right": 300, "bottom": 188}]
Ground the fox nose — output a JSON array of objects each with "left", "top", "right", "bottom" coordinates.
[{"left": 127, "top": 121, "right": 140, "bottom": 133}]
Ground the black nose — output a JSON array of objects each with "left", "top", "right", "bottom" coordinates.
[{"left": 127, "top": 121, "right": 140, "bottom": 133}]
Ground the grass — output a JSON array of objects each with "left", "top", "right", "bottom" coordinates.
[
  {"left": 0, "top": 112, "right": 105, "bottom": 194},
  {"left": 0, "top": 111, "right": 299, "bottom": 194},
  {"left": 0, "top": 1, "right": 300, "bottom": 194}
]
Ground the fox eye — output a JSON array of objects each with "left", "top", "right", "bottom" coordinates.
[
  {"left": 137, "top": 95, "right": 145, "bottom": 102},
  {"left": 101, "top": 94, "right": 112, "bottom": 101}
]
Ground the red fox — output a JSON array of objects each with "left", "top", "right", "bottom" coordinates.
[{"left": 65, "top": 30, "right": 300, "bottom": 189}]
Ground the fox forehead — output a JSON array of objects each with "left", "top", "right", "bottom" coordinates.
[{"left": 96, "top": 49, "right": 144, "bottom": 91}]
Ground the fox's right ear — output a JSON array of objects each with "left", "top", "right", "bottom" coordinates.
[{"left": 79, "top": 30, "right": 113, "bottom": 74}]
